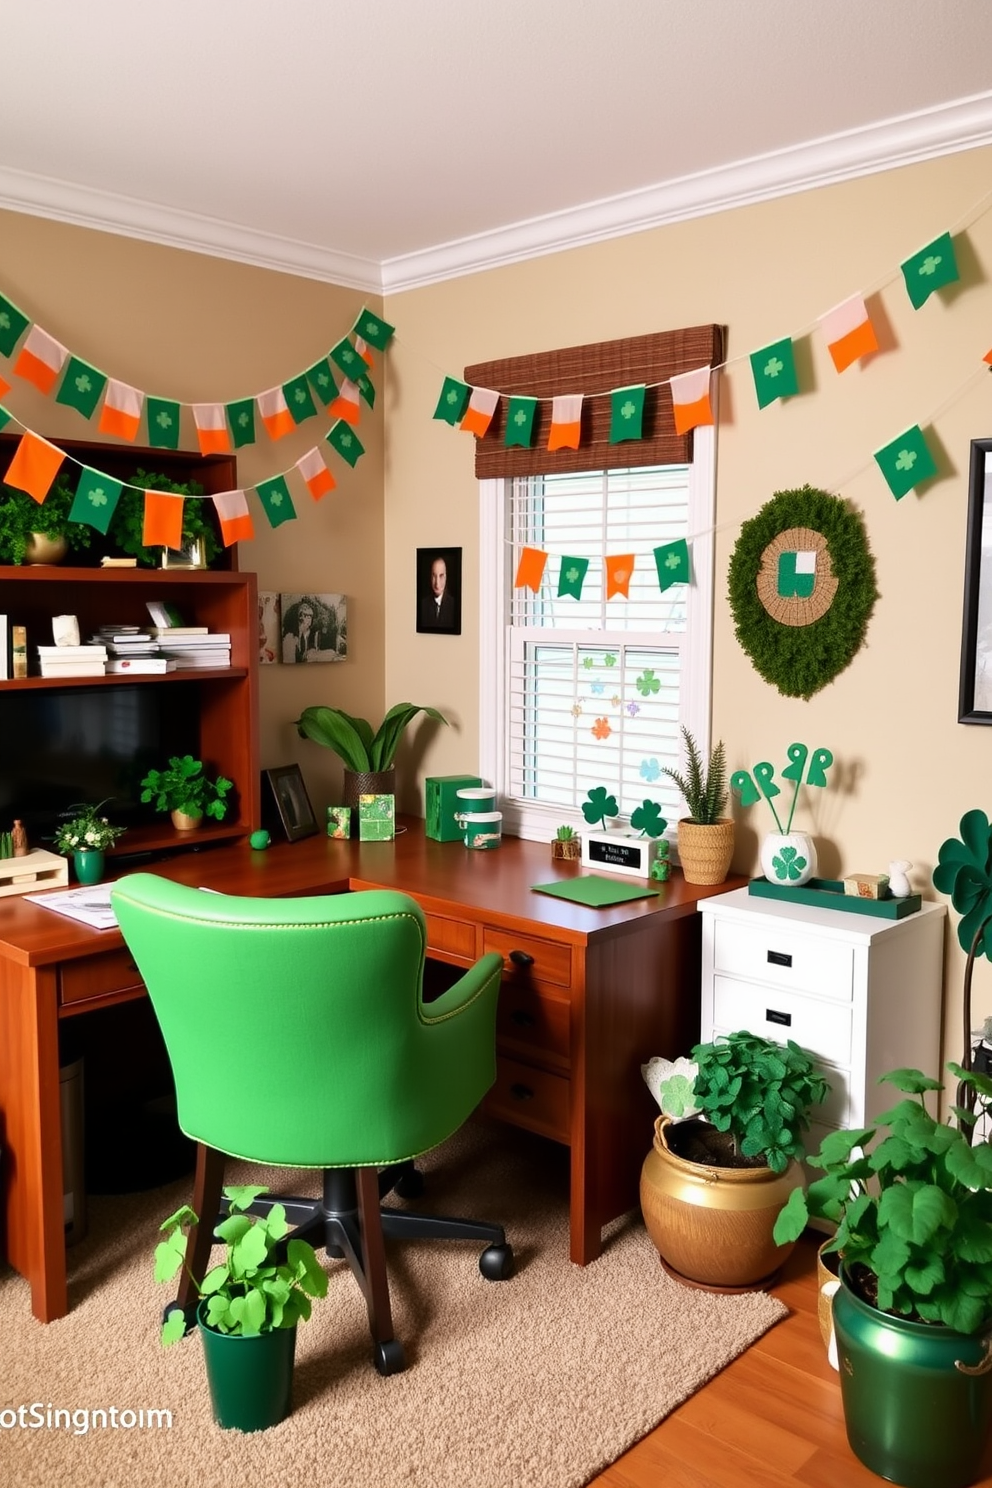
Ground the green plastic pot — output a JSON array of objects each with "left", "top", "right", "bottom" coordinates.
[
  {"left": 73, "top": 850, "right": 105, "bottom": 885},
  {"left": 197, "top": 1303, "right": 297, "bottom": 1432},
  {"left": 833, "top": 1268, "right": 992, "bottom": 1488}
]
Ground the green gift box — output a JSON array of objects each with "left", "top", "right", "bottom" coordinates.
[
  {"left": 359, "top": 793, "right": 395, "bottom": 842},
  {"left": 424, "top": 774, "right": 483, "bottom": 842}
]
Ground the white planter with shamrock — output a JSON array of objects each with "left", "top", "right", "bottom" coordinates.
[{"left": 759, "top": 830, "right": 817, "bottom": 887}]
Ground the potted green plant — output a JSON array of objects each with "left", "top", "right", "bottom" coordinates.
[
  {"left": 108, "top": 469, "right": 221, "bottom": 567},
  {"left": 295, "top": 702, "right": 448, "bottom": 824},
  {"left": 52, "top": 799, "right": 127, "bottom": 884},
  {"left": 660, "top": 725, "right": 734, "bottom": 885},
  {"left": 156, "top": 1183, "right": 328, "bottom": 1432},
  {"left": 551, "top": 824, "right": 581, "bottom": 861},
  {"left": 773, "top": 1064, "right": 992, "bottom": 1488},
  {"left": 0, "top": 473, "right": 93, "bottom": 566},
  {"left": 139, "top": 755, "right": 234, "bottom": 830},
  {"left": 640, "top": 1029, "right": 830, "bottom": 1289}
]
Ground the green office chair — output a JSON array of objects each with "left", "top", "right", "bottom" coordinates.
[{"left": 110, "top": 873, "right": 513, "bottom": 1375}]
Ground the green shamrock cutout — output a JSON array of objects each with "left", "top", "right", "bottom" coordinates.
[
  {"left": 635, "top": 669, "right": 660, "bottom": 697},
  {"left": 933, "top": 808, "right": 992, "bottom": 957},
  {"left": 771, "top": 844, "right": 807, "bottom": 881},
  {"left": 629, "top": 800, "right": 667, "bottom": 838},
  {"left": 581, "top": 787, "right": 619, "bottom": 828}
]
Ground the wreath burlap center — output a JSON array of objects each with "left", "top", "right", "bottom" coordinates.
[{"left": 756, "top": 525, "right": 838, "bottom": 627}]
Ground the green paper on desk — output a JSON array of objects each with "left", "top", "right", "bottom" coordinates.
[{"left": 531, "top": 876, "right": 659, "bottom": 908}]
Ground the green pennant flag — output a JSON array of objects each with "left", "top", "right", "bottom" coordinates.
[
  {"left": 777, "top": 549, "right": 816, "bottom": 598},
  {"left": 901, "top": 232, "right": 959, "bottom": 310},
  {"left": 146, "top": 397, "right": 182, "bottom": 450},
  {"left": 255, "top": 474, "right": 297, "bottom": 528},
  {"left": 356, "top": 370, "right": 375, "bottom": 409},
  {"left": 0, "top": 404, "right": 11, "bottom": 432},
  {"left": 609, "top": 385, "right": 646, "bottom": 443},
  {"left": 55, "top": 357, "right": 107, "bottom": 419},
  {"left": 282, "top": 373, "right": 317, "bottom": 425},
  {"left": 433, "top": 376, "right": 470, "bottom": 425},
  {"left": 653, "top": 538, "right": 691, "bottom": 591},
  {"left": 69, "top": 467, "right": 123, "bottom": 535},
  {"left": 0, "top": 295, "right": 29, "bottom": 358},
  {"left": 330, "top": 336, "right": 364, "bottom": 382},
  {"left": 353, "top": 308, "right": 395, "bottom": 351},
  {"left": 874, "top": 425, "right": 938, "bottom": 499},
  {"left": 326, "top": 420, "right": 365, "bottom": 468},
  {"left": 306, "top": 357, "right": 339, "bottom": 410},
  {"left": 557, "top": 555, "right": 589, "bottom": 599},
  {"left": 749, "top": 337, "right": 799, "bottom": 408},
  {"left": 225, "top": 398, "right": 256, "bottom": 448},
  {"left": 505, "top": 396, "right": 537, "bottom": 447}
]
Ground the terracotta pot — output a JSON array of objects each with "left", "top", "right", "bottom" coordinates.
[
  {"left": 675, "top": 818, "right": 735, "bottom": 886},
  {"left": 639, "top": 1114, "right": 803, "bottom": 1289},
  {"left": 170, "top": 809, "right": 203, "bottom": 831}
]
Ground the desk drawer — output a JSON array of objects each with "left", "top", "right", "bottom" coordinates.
[
  {"left": 484, "top": 1056, "right": 570, "bottom": 1143},
  {"left": 59, "top": 948, "right": 144, "bottom": 1008},
  {"left": 712, "top": 975, "right": 853, "bottom": 1067},
  {"left": 482, "top": 927, "right": 572, "bottom": 990},
  {"left": 424, "top": 912, "right": 476, "bottom": 963},
  {"left": 495, "top": 983, "right": 570, "bottom": 1068},
  {"left": 713, "top": 919, "right": 854, "bottom": 1002}
]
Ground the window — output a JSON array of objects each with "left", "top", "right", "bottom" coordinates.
[{"left": 480, "top": 428, "right": 716, "bottom": 841}]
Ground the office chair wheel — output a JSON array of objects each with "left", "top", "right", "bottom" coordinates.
[
  {"left": 373, "top": 1338, "right": 406, "bottom": 1376},
  {"left": 479, "top": 1242, "right": 514, "bottom": 1281},
  {"left": 392, "top": 1166, "right": 424, "bottom": 1199}
]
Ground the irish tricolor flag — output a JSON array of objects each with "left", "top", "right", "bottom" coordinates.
[
  {"left": 819, "top": 294, "right": 879, "bottom": 373},
  {"left": 547, "top": 395, "right": 583, "bottom": 451},
  {"left": 257, "top": 386, "right": 295, "bottom": 440},
  {"left": 98, "top": 380, "right": 144, "bottom": 441},
  {"left": 296, "top": 447, "right": 336, "bottom": 501},
  {"left": 212, "top": 489, "right": 255, "bottom": 546},
  {"left": 328, "top": 379, "right": 361, "bottom": 427},
  {"left": 13, "top": 326, "right": 68, "bottom": 394},
  {"left": 141, "top": 490, "right": 184, "bottom": 550},
  {"left": 192, "top": 403, "right": 231, "bottom": 455},
  {"left": 670, "top": 366, "right": 713, "bottom": 435},
  {"left": 460, "top": 387, "right": 499, "bottom": 438}
]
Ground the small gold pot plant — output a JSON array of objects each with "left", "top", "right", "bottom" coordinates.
[
  {"left": 156, "top": 1184, "right": 328, "bottom": 1432},
  {"left": 139, "top": 755, "right": 233, "bottom": 831},
  {"left": 660, "top": 725, "right": 734, "bottom": 885}
]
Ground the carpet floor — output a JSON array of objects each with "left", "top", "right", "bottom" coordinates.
[{"left": 0, "top": 1117, "right": 786, "bottom": 1488}]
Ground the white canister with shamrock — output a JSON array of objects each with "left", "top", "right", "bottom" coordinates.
[{"left": 760, "top": 831, "right": 817, "bottom": 887}]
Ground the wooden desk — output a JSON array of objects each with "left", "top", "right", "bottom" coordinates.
[{"left": 0, "top": 823, "right": 743, "bottom": 1320}]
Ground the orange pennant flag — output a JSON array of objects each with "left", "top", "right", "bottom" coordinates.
[
  {"left": 670, "top": 366, "right": 714, "bottom": 435},
  {"left": 984, "top": 347, "right": 992, "bottom": 365},
  {"left": 819, "top": 294, "right": 879, "bottom": 373},
  {"left": 98, "top": 379, "right": 143, "bottom": 441},
  {"left": 211, "top": 489, "right": 255, "bottom": 546},
  {"left": 0, "top": 374, "right": 10, "bottom": 398},
  {"left": 328, "top": 379, "right": 361, "bottom": 427},
  {"left": 605, "top": 554, "right": 635, "bottom": 599},
  {"left": 460, "top": 387, "right": 500, "bottom": 438},
  {"left": 547, "top": 394, "right": 583, "bottom": 451},
  {"left": 514, "top": 546, "right": 548, "bottom": 591},
  {"left": 142, "top": 490, "right": 183, "bottom": 550},
  {"left": 4, "top": 432, "right": 64, "bottom": 503},
  {"left": 295, "top": 447, "right": 336, "bottom": 500},
  {"left": 13, "top": 326, "right": 67, "bottom": 394},
  {"left": 192, "top": 403, "right": 232, "bottom": 455}
]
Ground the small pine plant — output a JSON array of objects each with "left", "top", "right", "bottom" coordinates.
[{"left": 662, "top": 726, "right": 728, "bottom": 824}]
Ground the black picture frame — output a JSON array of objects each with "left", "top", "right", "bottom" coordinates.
[
  {"left": 264, "top": 765, "right": 319, "bottom": 842},
  {"left": 958, "top": 438, "right": 992, "bottom": 724},
  {"left": 416, "top": 547, "right": 462, "bottom": 635}
]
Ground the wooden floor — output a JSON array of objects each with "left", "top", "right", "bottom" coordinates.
[{"left": 589, "top": 1232, "right": 992, "bottom": 1488}]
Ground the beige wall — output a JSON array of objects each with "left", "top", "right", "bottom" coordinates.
[
  {"left": 0, "top": 209, "right": 386, "bottom": 810},
  {"left": 383, "top": 145, "right": 992, "bottom": 1062}
]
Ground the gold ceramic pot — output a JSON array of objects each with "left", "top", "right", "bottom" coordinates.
[
  {"left": 170, "top": 809, "right": 203, "bottom": 831},
  {"left": 639, "top": 1114, "right": 803, "bottom": 1289},
  {"left": 24, "top": 532, "right": 68, "bottom": 565},
  {"left": 675, "top": 818, "right": 734, "bottom": 886}
]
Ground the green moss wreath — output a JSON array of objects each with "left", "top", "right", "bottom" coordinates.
[{"left": 727, "top": 485, "right": 878, "bottom": 700}]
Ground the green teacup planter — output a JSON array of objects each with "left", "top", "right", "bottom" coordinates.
[{"left": 461, "top": 811, "right": 502, "bottom": 850}]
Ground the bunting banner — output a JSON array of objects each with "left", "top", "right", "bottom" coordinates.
[
  {"left": 306, "top": 357, "right": 339, "bottom": 411},
  {"left": 819, "top": 294, "right": 878, "bottom": 373},
  {"left": 212, "top": 489, "right": 255, "bottom": 546},
  {"left": 557, "top": 555, "right": 589, "bottom": 599},
  {"left": 282, "top": 373, "right": 318, "bottom": 425},
  {"left": 434, "top": 376, "right": 471, "bottom": 425},
  {"left": 192, "top": 403, "right": 231, "bottom": 455},
  {"left": 296, "top": 446, "right": 336, "bottom": 500},
  {"left": 225, "top": 397, "right": 256, "bottom": 448},
  {"left": 256, "top": 386, "right": 295, "bottom": 440},
  {"left": 0, "top": 295, "right": 29, "bottom": 358},
  {"left": 605, "top": 553, "right": 635, "bottom": 599},
  {"left": 750, "top": 338, "right": 798, "bottom": 408},
  {"left": 14, "top": 326, "right": 67, "bottom": 394},
  {"left": 460, "top": 387, "right": 500, "bottom": 438},
  {"left": 255, "top": 474, "right": 296, "bottom": 528},
  {"left": 98, "top": 379, "right": 143, "bottom": 441},
  {"left": 901, "top": 231, "right": 959, "bottom": 309},
  {"left": 330, "top": 336, "right": 366, "bottom": 383},
  {"left": 506, "top": 395, "right": 537, "bottom": 448},
  {"left": 873, "top": 425, "right": 938, "bottom": 499},
  {"left": 514, "top": 546, "right": 548, "bottom": 591},
  {"left": 5, "top": 432, "right": 63, "bottom": 502},
  {"left": 670, "top": 366, "right": 713, "bottom": 434},
  {"left": 547, "top": 394, "right": 583, "bottom": 451},
  {"left": 69, "top": 468, "right": 123, "bottom": 533},
  {"left": 653, "top": 538, "right": 691, "bottom": 590},
  {"left": 147, "top": 397, "right": 182, "bottom": 450},
  {"left": 328, "top": 379, "right": 361, "bottom": 427},
  {"left": 142, "top": 489, "right": 184, "bottom": 549},
  {"left": 609, "top": 385, "right": 645, "bottom": 443},
  {"left": 352, "top": 308, "right": 394, "bottom": 352},
  {"left": 326, "top": 420, "right": 364, "bottom": 468},
  {"left": 56, "top": 356, "right": 107, "bottom": 418}
]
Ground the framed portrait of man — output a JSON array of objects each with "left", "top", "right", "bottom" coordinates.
[{"left": 416, "top": 548, "right": 462, "bottom": 635}]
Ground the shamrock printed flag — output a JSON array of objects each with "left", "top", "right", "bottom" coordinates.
[
  {"left": 653, "top": 538, "right": 691, "bottom": 591},
  {"left": 192, "top": 403, "right": 231, "bottom": 455},
  {"left": 257, "top": 386, "right": 295, "bottom": 440},
  {"left": 305, "top": 357, "right": 339, "bottom": 411},
  {"left": 605, "top": 553, "right": 635, "bottom": 599},
  {"left": 352, "top": 307, "right": 395, "bottom": 352},
  {"left": 460, "top": 387, "right": 500, "bottom": 438},
  {"left": 255, "top": 474, "right": 297, "bottom": 528},
  {"left": 98, "top": 379, "right": 143, "bottom": 442},
  {"left": 433, "top": 376, "right": 470, "bottom": 425},
  {"left": 225, "top": 398, "right": 256, "bottom": 448},
  {"left": 55, "top": 356, "right": 107, "bottom": 419},
  {"left": 0, "top": 294, "right": 29, "bottom": 358},
  {"left": 874, "top": 424, "right": 938, "bottom": 500},
  {"left": 901, "top": 231, "right": 959, "bottom": 309},
  {"left": 514, "top": 546, "right": 548, "bottom": 591},
  {"left": 670, "top": 366, "right": 713, "bottom": 434},
  {"left": 69, "top": 468, "right": 123, "bottom": 534},
  {"left": 609, "top": 384, "right": 646, "bottom": 443},
  {"left": 505, "top": 395, "right": 537, "bottom": 447},
  {"left": 355, "top": 370, "right": 375, "bottom": 409},
  {"left": 13, "top": 325, "right": 68, "bottom": 395},
  {"left": 142, "top": 490, "right": 183, "bottom": 550},
  {"left": 282, "top": 373, "right": 317, "bottom": 425},
  {"left": 4, "top": 432, "right": 64, "bottom": 502},
  {"left": 750, "top": 337, "right": 799, "bottom": 408},
  {"left": 819, "top": 293, "right": 878, "bottom": 372},
  {"left": 777, "top": 550, "right": 816, "bottom": 597},
  {"left": 330, "top": 336, "right": 365, "bottom": 383},
  {"left": 557, "top": 555, "right": 589, "bottom": 600},
  {"left": 326, "top": 420, "right": 364, "bottom": 468},
  {"left": 147, "top": 397, "right": 182, "bottom": 450},
  {"left": 547, "top": 394, "right": 583, "bottom": 451},
  {"left": 211, "top": 489, "right": 254, "bottom": 546},
  {"left": 329, "top": 379, "right": 361, "bottom": 427},
  {"left": 296, "top": 446, "right": 336, "bottom": 500}
]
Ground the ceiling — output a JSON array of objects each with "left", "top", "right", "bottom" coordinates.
[{"left": 2, "top": 0, "right": 992, "bottom": 292}]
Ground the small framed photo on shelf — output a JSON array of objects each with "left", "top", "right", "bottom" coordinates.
[
  {"left": 160, "top": 538, "right": 206, "bottom": 570},
  {"left": 264, "top": 765, "right": 319, "bottom": 843}
]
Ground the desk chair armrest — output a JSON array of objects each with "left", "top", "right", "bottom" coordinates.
[{"left": 421, "top": 951, "right": 503, "bottom": 1026}]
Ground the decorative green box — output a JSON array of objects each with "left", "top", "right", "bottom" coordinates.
[
  {"left": 326, "top": 806, "right": 351, "bottom": 840},
  {"left": 748, "top": 876, "right": 922, "bottom": 919},
  {"left": 359, "top": 793, "right": 395, "bottom": 842},
  {"left": 424, "top": 774, "right": 483, "bottom": 842}
]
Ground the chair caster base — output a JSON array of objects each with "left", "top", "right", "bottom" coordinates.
[
  {"left": 392, "top": 1166, "right": 424, "bottom": 1200},
  {"left": 373, "top": 1337, "right": 406, "bottom": 1376},
  {"left": 479, "top": 1242, "right": 514, "bottom": 1281}
]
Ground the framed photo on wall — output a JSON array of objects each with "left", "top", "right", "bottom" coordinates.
[
  {"left": 258, "top": 591, "right": 280, "bottom": 665},
  {"left": 958, "top": 438, "right": 992, "bottom": 723},
  {"left": 264, "top": 765, "right": 319, "bottom": 842},
  {"left": 416, "top": 547, "right": 462, "bottom": 635},
  {"left": 280, "top": 593, "right": 347, "bottom": 664}
]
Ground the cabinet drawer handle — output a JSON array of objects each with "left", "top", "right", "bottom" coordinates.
[
  {"left": 766, "top": 1009, "right": 792, "bottom": 1027},
  {"left": 510, "top": 1009, "right": 536, "bottom": 1027},
  {"left": 509, "top": 1082, "right": 535, "bottom": 1101},
  {"left": 767, "top": 949, "right": 792, "bottom": 967},
  {"left": 509, "top": 949, "right": 535, "bottom": 968}
]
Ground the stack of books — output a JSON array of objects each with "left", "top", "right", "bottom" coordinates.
[
  {"left": 90, "top": 626, "right": 176, "bottom": 674},
  {"left": 37, "top": 644, "right": 108, "bottom": 679},
  {"left": 155, "top": 632, "right": 232, "bottom": 669}
]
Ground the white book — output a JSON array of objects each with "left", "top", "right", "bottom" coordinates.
[
  {"left": 168, "top": 655, "right": 232, "bottom": 669},
  {"left": 106, "top": 657, "right": 177, "bottom": 674},
  {"left": 39, "top": 662, "right": 108, "bottom": 678},
  {"left": 147, "top": 626, "right": 209, "bottom": 637},
  {"left": 157, "top": 633, "right": 231, "bottom": 647},
  {"left": 37, "top": 644, "right": 107, "bottom": 658},
  {"left": 0, "top": 614, "right": 8, "bottom": 682}
]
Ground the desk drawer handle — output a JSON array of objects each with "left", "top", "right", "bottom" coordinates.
[
  {"left": 766, "top": 1008, "right": 792, "bottom": 1027},
  {"left": 767, "top": 949, "right": 792, "bottom": 968},
  {"left": 510, "top": 1082, "right": 535, "bottom": 1101},
  {"left": 510, "top": 1009, "right": 536, "bottom": 1027},
  {"left": 509, "top": 949, "right": 535, "bottom": 968}
]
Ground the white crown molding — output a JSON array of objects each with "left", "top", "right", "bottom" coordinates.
[
  {"left": 382, "top": 91, "right": 992, "bottom": 292},
  {"left": 0, "top": 164, "right": 382, "bottom": 293}
]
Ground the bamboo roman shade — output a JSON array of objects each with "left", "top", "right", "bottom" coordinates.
[{"left": 464, "top": 323, "right": 725, "bottom": 478}]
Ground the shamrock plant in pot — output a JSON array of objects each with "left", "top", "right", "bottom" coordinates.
[
  {"left": 156, "top": 1183, "right": 328, "bottom": 1432},
  {"left": 139, "top": 755, "right": 233, "bottom": 831},
  {"left": 660, "top": 725, "right": 733, "bottom": 885},
  {"left": 640, "top": 1029, "right": 830, "bottom": 1289},
  {"left": 296, "top": 702, "right": 448, "bottom": 827}
]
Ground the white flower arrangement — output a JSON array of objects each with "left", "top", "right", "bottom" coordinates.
[
  {"left": 52, "top": 801, "right": 127, "bottom": 855},
  {"left": 641, "top": 1055, "right": 702, "bottom": 1119}
]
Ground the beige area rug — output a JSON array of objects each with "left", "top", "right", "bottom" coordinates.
[{"left": 0, "top": 1117, "right": 786, "bottom": 1488}]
